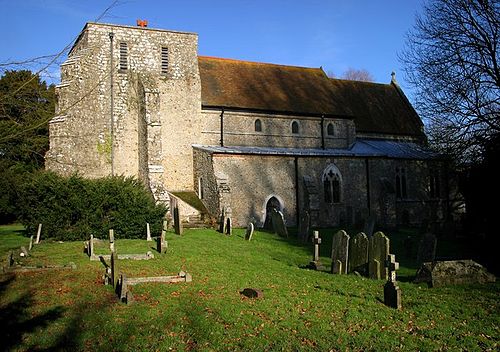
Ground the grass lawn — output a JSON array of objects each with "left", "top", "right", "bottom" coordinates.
[{"left": 0, "top": 225, "right": 498, "bottom": 351}]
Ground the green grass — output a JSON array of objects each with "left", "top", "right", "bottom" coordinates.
[{"left": 0, "top": 224, "right": 498, "bottom": 351}]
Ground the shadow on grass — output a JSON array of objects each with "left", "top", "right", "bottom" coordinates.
[{"left": 0, "top": 274, "right": 67, "bottom": 351}]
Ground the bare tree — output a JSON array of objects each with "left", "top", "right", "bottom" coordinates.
[
  {"left": 400, "top": 0, "right": 500, "bottom": 165},
  {"left": 341, "top": 68, "right": 374, "bottom": 82}
]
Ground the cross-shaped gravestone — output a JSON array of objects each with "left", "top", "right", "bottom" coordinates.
[
  {"left": 384, "top": 254, "right": 402, "bottom": 310},
  {"left": 308, "top": 231, "right": 325, "bottom": 270},
  {"left": 109, "top": 229, "right": 115, "bottom": 252},
  {"left": 386, "top": 254, "right": 399, "bottom": 282}
]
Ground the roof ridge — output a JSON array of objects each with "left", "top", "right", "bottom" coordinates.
[{"left": 198, "top": 55, "right": 321, "bottom": 71}]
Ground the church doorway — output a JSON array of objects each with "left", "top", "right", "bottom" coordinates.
[{"left": 263, "top": 196, "right": 281, "bottom": 230}]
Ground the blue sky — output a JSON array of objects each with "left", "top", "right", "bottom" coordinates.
[{"left": 0, "top": 0, "right": 423, "bottom": 100}]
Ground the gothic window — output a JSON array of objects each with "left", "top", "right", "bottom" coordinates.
[
  {"left": 327, "top": 123, "right": 334, "bottom": 136},
  {"left": 161, "top": 47, "right": 169, "bottom": 74},
  {"left": 396, "top": 167, "right": 408, "bottom": 199},
  {"left": 119, "top": 42, "right": 128, "bottom": 71},
  {"left": 429, "top": 169, "right": 440, "bottom": 198},
  {"left": 291, "top": 120, "right": 299, "bottom": 134},
  {"left": 255, "top": 119, "right": 262, "bottom": 132},
  {"left": 323, "top": 164, "right": 342, "bottom": 204}
]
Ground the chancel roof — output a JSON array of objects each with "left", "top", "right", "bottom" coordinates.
[{"left": 198, "top": 56, "right": 425, "bottom": 138}]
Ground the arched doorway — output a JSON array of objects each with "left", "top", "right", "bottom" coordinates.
[{"left": 264, "top": 196, "right": 281, "bottom": 230}]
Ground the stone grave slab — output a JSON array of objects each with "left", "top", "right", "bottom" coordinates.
[
  {"left": 331, "top": 230, "right": 349, "bottom": 274},
  {"left": 271, "top": 209, "right": 288, "bottom": 237},
  {"left": 348, "top": 232, "right": 369, "bottom": 274},
  {"left": 368, "top": 231, "right": 390, "bottom": 280},
  {"left": 414, "top": 260, "right": 496, "bottom": 288}
]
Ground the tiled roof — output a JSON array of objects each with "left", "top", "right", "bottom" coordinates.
[
  {"left": 198, "top": 56, "right": 352, "bottom": 117},
  {"left": 329, "top": 79, "right": 425, "bottom": 138}
]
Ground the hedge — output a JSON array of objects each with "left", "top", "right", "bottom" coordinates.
[{"left": 17, "top": 171, "right": 167, "bottom": 241}]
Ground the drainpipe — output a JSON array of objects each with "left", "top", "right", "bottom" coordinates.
[
  {"left": 295, "top": 157, "right": 300, "bottom": 225},
  {"left": 320, "top": 115, "right": 325, "bottom": 150},
  {"left": 365, "top": 158, "right": 371, "bottom": 215},
  {"left": 220, "top": 107, "right": 225, "bottom": 147},
  {"left": 109, "top": 32, "right": 115, "bottom": 176}
]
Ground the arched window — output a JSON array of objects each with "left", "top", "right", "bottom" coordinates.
[
  {"left": 255, "top": 119, "right": 262, "bottom": 132},
  {"left": 327, "top": 123, "right": 334, "bottom": 136},
  {"left": 323, "top": 164, "right": 342, "bottom": 204},
  {"left": 291, "top": 121, "right": 299, "bottom": 134}
]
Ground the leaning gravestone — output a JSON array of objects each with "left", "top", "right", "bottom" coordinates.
[
  {"left": 414, "top": 260, "right": 496, "bottom": 288},
  {"left": 173, "top": 206, "right": 183, "bottom": 235},
  {"left": 348, "top": 232, "right": 369, "bottom": 274},
  {"left": 271, "top": 209, "right": 288, "bottom": 237},
  {"left": 298, "top": 211, "right": 310, "bottom": 243},
  {"left": 245, "top": 223, "right": 254, "bottom": 241},
  {"left": 368, "top": 231, "right": 390, "bottom": 280},
  {"left": 416, "top": 232, "right": 437, "bottom": 265},
  {"left": 28, "top": 235, "right": 34, "bottom": 251},
  {"left": 157, "top": 231, "right": 168, "bottom": 254},
  {"left": 35, "top": 223, "right": 42, "bottom": 244},
  {"left": 110, "top": 250, "right": 117, "bottom": 288},
  {"left": 331, "top": 230, "right": 349, "bottom": 274}
]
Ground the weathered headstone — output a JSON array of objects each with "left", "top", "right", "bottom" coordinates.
[
  {"left": 28, "top": 235, "right": 34, "bottom": 251},
  {"left": 119, "top": 274, "right": 133, "bottom": 304},
  {"left": 225, "top": 217, "right": 232, "bottom": 236},
  {"left": 271, "top": 209, "right": 288, "bottom": 237},
  {"left": 173, "top": 206, "right": 183, "bottom": 235},
  {"left": 157, "top": 230, "right": 167, "bottom": 254},
  {"left": 146, "top": 222, "right": 152, "bottom": 241},
  {"left": 109, "top": 229, "right": 115, "bottom": 252},
  {"left": 35, "top": 223, "right": 42, "bottom": 244},
  {"left": 298, "top": 211, "right": 310, "bottom": 242},
  {"left": 245, "top": 222, "right": 254, "bottom": 241},
  {"left": 384, "top": 254, "right": 402, "bottom": 309},
  {"left": 309, "top": 231, "right": 325, "bottom": 270},
  {"left": 416, "top": 232, "right": 437, "bottom": 265},
  {"left": 414, "top": 260, "right": 496, "bottom": 288},
  {"left": 363, "top": 216, "right": 375, "bottom": 237},
  {"left": 348, "top": 232, "right": 369, "bottom": 274},
  {"left": 331, "top": 230, "right": 350, "bottom": 274},
  {"left": 368, "top": 231, "right": 390, "bottom": 280}
]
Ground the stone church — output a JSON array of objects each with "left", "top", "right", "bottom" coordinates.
[{"left": 46, "top": 22, "right": 447, "bottom": 229}]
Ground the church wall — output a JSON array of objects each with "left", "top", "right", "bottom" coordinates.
[
  {"left": 193, "top": 148, "right": 220, "bottom": 218},
  {"left": 200, "top": 109, "right": 355, "bottom": 149}
]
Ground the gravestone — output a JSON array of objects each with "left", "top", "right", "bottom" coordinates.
[
  {"left": 309, "top": 231, "right": 325, "bottom": 270},
  {"left": 363, "top": 216, "right": 375, "bottom": 237},
  {"left": 331, "top": 230, "right": 349, "bottom": 274},
  {"left": 298, "top": 211, "right": 310, "bottom": 243},
  {"left": 271, "top": 209, "right": 288, "bottom": 237},
  {"left": 414, "top": 260, "right": 496, "bottom": 288},
  {"left": 368, "top": 231, "right": 390, "bottom": 280},
  {"left": 245, "top": 223, "right": 254, "bottom": 241},
  {"left": 89, "top": 235, "right": 95, "bottom": 257},
  {"left": 118, "top": 274, "right": 133, "bottom": 304},
  {"left": 416, "top": 232, "right": 437, "bottom": 265},
  {"left": 157, "top": 231, "right": 167, "bottom": 254},
  {"left": 173, "top": 205, "right": 183, "bottom": 235},
  {"left": 28, "top": 235, "right": 34, "bottom": 251},
  {"left": 20, "top": 246, "right": 29, "bottom": 257},
  {"left": 110, "top": 250, "right": 117, "bottom": 288},
  {"left": 35, "top": 223, "right": 42, "bottom": 244},
  {"left": 348, "top": 232, "right": 369, "bottom": 274},
  {"left": 384, "top": 254, "right": 402, "bottom": 309},
  {"left": 225, "top": 217, "right": 232, "bottom": 236},
  {"left": 146, "top": 223, "right": 152, "bottom": 241},
  {"left": 109, "top": 229, "right": 115, "bottom": 252}
]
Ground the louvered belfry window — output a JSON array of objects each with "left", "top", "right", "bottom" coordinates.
[
  {"left": 119, "top": 42, "right": 128, "bottom": 70},
  {"left": 161, "top": 47, "right": 169, "bottom": 74}
]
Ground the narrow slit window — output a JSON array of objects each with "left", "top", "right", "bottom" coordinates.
[
  {"left": 161, "top": 47, "right": 169, "bottom": 74},
  {"left": 255, "top": 119, "right": 262, "bottom": 132},
  {"left": 119, "top": 42, "right": 128, "bottom": 71},
  {"left": 292, "top": 121, "right": 299, "bottom": 134},
  {"left": 396, "top": 167, "right": 408, "bottom": 199}
]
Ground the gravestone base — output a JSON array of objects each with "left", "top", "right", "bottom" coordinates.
[{"left": 384, "top": 281, "right": 402, "bottom": 310}]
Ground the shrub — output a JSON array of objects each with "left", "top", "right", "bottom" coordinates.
[{"left": 17, "top": 171, "right": 167, "bottom": 241}]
